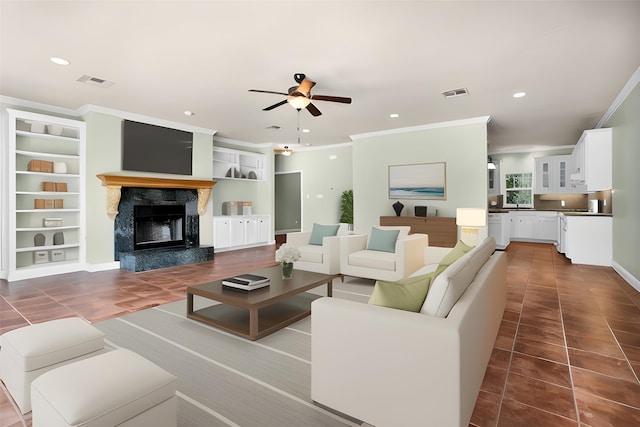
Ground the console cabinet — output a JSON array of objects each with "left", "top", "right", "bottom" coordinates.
[
  {"left": 213, "top": 215, "right": 270, "bottom": 250},
  {"left": 379, "top": 216, "right": 457, "bottom": 247},
  {"left": 6, "top": 109, "right": 86, "bottom": 281}
]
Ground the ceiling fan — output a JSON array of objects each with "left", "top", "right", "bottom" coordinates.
[
  {"left": 274, "top": 145, "right": 293, "bottom": 156},
  {"left": 249, "top": 73, "right": 351, "bottom": 116}
]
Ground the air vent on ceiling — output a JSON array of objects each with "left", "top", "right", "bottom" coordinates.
[
  {"left": 442, "top": 88, "right": 469, "bottom": 99},
  {"left": 77, "top": 74, "right": 115, "bottom": 88}
]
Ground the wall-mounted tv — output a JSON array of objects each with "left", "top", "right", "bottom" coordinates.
[{"left": 122, "top": 120, "right": 193, "bottom": 176}]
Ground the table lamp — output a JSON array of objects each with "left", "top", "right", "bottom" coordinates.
[{"left": 456, "top": 208, "right": 487, "bottom": 246}]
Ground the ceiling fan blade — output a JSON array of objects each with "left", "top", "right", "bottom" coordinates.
[
  {"left": 296, "top": 79, "right": 316, "bottom": 95},
  {"left": 263, "top": 100, "right": 288, "bottom": 111},
  {"left": 249, "top": 89, "right": 289, "bottom": 96},
  {"left": 306, "top": 102, "right": 322, "bottom": 117},
  {"left": 311, "top": 94, "right": 352, "bottom": 104}
]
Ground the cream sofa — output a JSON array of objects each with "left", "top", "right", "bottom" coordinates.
[
  {"left": 312, "top": 237, "right": 506, "bottom": 427},
  {"left": 286, "top": 223, "right": 351, "bottom": 275},
  {"left": 339, "top": 226, "right": 429, "bottom": 281}
]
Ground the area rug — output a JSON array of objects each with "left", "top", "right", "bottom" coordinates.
[{"left": 94, "top": 277, "right": 373, "bottom": 427}]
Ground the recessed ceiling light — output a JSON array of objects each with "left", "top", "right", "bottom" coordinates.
[
  {"left": 50, "top": 57, "right": 70, "bottom": 66},
  {"left": 390, "top": 113, "right": 399, "bottom": 118},
  {"left": 302, "top": 129, "right": 310, "bottom": 133},
  {"left": 513, "top": 92, "right": 526, "bottom": 98},
  {"left": 184, "top": 110, "right": 194, "bottom": 116}
]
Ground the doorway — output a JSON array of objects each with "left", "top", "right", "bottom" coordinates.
[{"left": 274, "top": 171, "right": 302, "bottom": 235}]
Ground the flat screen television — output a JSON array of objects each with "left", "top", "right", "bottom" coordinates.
[{"left": 122, "top": 120, "right": 193, "bottom": 175}]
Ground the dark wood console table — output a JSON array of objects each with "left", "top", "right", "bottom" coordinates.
[{"left": 380, "top": 216, "right": 457, "bottom": 247}]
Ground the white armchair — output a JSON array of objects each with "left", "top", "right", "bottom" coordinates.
[
  {"left": 339, "top": 226, "right": 429, "bottom": 281},
  {"left": 286, "top": 223, "right": 351, "bottom": 275}
]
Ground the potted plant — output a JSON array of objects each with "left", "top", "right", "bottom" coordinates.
[{"left": 340, "top": 189, "right": 353, "bottom": 229}]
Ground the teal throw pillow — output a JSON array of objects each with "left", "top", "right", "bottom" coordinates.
[
  {"left": 308, "top": 223, "right": 340, "bottom": 245},
  {"left": 368, "top": 273, "right": 434, "bottom": 312},
  {"left": 434, "top": 240, "right": 473, "bottom": 277},
  {"left": 366, "top": 227, "right": 400, "bottom": 253}
]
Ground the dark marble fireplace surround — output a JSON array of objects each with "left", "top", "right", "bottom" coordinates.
[{"left": 114, "top": 187, "right": 213, "bottom": 272}]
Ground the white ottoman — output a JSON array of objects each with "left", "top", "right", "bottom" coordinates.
[
  {"left": 31, "top": 348, "right": 178, "bottom": 427},
  {"left": 0, "top": 317, "right": 105, "bottom": 414}
]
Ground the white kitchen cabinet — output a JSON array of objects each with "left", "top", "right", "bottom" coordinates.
[
  {"left": 534, "top": 155, "right": 571, "bottom": 194},
  {"left": 213, "top": 215, "right": 271, "bottom": 250},
  {"left": 6, "top": 109, "right": 86, "bottom": 281},
  {"left": 510, "top": 211, "right": 558, "bottom": 243},
  {"left": 570, "top": 128, "right": 612, "bottom": 192},
  {"left": 488, "top": 213, "right": 510, "bottom": 249},
  {"left": 213, "top": 147, "right": 265, "bottom": 181},
  {"left": 564, "top": 215, "right": 612, "bottom": 266}
]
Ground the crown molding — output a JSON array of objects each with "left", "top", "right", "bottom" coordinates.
[
  {"left": 0, "top": 96, "right": 80, "bottom": 117},
  {"left": 597, "top": 65, "right": 640, "bottom": 128},
  {"left": 77, "top": 104, "right": 216, "bottom": 135},
  {"left": 350, "top": 116, "right": 491, "bottom": 140}
]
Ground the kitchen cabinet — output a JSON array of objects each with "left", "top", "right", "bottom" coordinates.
[
  {"left": 488, "top": 213, "right": 510, "bottom": 249},
  {"left": 6, "top": 109, "right": 86, "bottom": 281},
  {"left": 534, "top": 155, "right": 571, "bottom": 194},
  {"left": 564, "top": 215, "right": 612, "bottom": 266},
  {"left": 213, "top": 215, "right": 271, "bottom": 250},
  {"left": 213, "top": 147, "right": 266, "bottom": 181},
  {"left": 510, "top": 211, "right": 558, "bottom": 243},
  {"left": 570, "top": 128, "right": 612, "bottom": 192}
]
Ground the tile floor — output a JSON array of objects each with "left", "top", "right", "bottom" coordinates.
[{"left": 1, "top": 242, "right": 639, "bottom": 426}]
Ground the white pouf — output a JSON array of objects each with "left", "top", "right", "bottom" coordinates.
[
  {"left": 31, "top": 348, "right": 178, "bottom": 427},
  {"left": 0, "top": 317, "right": 105, "bottom": 414}
]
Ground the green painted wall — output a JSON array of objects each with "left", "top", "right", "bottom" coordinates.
[
  {"left": 275, "top": 144, "right": 353, "bottom": 231},
  {"left": 606, "top": 82, "right": 640, "bottom": 283},
  {"left": 352, "top": 119, "right": 489, "bottom": 234}
]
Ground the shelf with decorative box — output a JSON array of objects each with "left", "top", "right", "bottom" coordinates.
[{"left": 6, "top": 109, "right": 86, "bottom": 281}]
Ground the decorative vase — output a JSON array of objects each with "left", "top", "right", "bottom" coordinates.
[
  {"left": 282, "top": 262, "right": 294, "bottom": 279},
  {"left": 393, "top": 201, "right": 404, "bottom": 216}
]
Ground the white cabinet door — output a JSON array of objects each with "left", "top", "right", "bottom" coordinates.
[
  {"left": 535, "top": 155, "right": 572, "bottom": 194},
  {"left": 244, "top": 218, "right": 259, "bottom": 244},
  {"left": 213, "top": 218, "right": 230, "bottom": 248},
  {"left": 488, "top": 213, "right": 509, "bottom": 249},
  {"left": 565, "top": 216, "right": 612, "bottom": 266},
  {"left": 488, "top": 163, "right": 501, "bottom": 196},
  {"left": 515, "top": 215, "right": 535, "bottom": 239},
  {"left": 570, "top": 128, "right": 612, "bottom": 191},
  {"left": 536, "top": 217, "right": 558, "bottom": 241},
  {"left": 229, "top": 217, "right": 245, "bottom": 247},
  {"left": 534, "top": 158, "right": 552, "bottom": 194},
  {"left": 257, "top": 216, "right": 270, "bottom": 243}
]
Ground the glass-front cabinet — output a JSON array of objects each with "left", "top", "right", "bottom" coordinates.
[{"left": 7, "top": 109, "right": 86, "bottom": 281}]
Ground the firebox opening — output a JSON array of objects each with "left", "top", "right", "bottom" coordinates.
[{"left": 134, "top": 204, "right": 186, "bottom": 250}]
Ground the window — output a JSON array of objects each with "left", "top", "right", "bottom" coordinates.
[{"left": 504, "top": 172, "right": 533, "bottom": 208}]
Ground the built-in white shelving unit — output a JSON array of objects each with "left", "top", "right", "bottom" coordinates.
[
  {"left": 212, "top": 146, "right": 265, "bottom": 181},
  {"left": 7, "top": 109, "right": 86, "bottom": 281}
]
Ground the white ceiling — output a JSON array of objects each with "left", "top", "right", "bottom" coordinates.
[{"left": 2, "top": 1, "right": 639, "bottom": 152}]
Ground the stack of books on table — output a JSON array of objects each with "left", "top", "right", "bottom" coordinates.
[{"left": 222, "top": 274, "right": 270, "bottom": 291}]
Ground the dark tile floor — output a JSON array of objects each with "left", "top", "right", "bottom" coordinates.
[{"left": 1, "top": 242, "right": 639, "bottom": 426}]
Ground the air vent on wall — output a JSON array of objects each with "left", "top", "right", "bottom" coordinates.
[
  {"left": 77, "top": 74, "right": 115, "bottom": 88},
  {"left": 442, "top": 88, "right": 469, "bottom": 98}
]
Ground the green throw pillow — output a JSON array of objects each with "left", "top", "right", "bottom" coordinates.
[
  {"left": 434, "top": 240, "right": 473, "bottom": 277},
  {"left": 308, "top": 223, "right": 340, "bottom": 245},
  {"left": 368, "top": 273, "right": 434, "bottom": 312},
  {"left": 366, "top": 227, "right": 400, "bottom": 253}
]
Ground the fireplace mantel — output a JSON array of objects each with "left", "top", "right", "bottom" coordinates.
[{"left": 96, "top": 174, "right": 216, "bottom": 219}]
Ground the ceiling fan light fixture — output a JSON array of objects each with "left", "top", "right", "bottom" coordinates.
[
  {"left": 488, "top": 157, "right": 497, "bottom": 170},
  {"left": 281, "top": 146, "right": 292, "bottom": 156},
  {"left": 287, "top": 95, "right": 311, "bottom": 109}
]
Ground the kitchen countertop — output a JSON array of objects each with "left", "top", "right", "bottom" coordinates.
[{"left": 488, "top": 209, "right": 612, "bottom": 217}]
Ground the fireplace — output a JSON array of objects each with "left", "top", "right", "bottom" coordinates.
[
  {"left": 134, "top": 204, "right": 185, "bottom": 250},
  {"left": 113, "top": 187, "right": 213, "bottom": 271}
]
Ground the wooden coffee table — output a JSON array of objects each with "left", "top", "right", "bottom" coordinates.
[{"left": 186, "top": 266, "right": 335, "bottom": 340}]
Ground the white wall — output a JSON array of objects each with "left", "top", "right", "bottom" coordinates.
[{"left": 351, "top": 118, "right": 490, "bottom": 234}]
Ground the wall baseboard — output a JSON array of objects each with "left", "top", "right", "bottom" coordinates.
[
  {"left": 86, "top": 261, "right": 120, "bottom": 273},
  {"left": 612, "top": 260, "right": 640, "bottom": 293}
]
